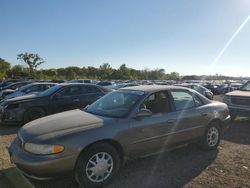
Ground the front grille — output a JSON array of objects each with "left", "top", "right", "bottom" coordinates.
[{"left": 231, "top": 97, "right": 250, "bottom": 106}]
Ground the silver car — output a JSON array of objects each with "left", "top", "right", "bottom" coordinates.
[{"left": 9, "top": 85, "right": 230, "bottom": 188}]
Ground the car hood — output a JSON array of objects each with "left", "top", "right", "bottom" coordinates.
[
  {"left": 6, "top": 94, "right": 39, "bottom": 103},
  {"left": 19, "top": 109, "right": 106, "bottom": 141},
  {"left": 226, "top": 90, "right": 250, "bottom": 97},
  {"left": 2, "top": 89, "right": 15, "bottom": 93}
]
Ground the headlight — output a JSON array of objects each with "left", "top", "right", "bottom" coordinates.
[
  {"left": 223, "top": 95, "right": 231, "bottom": 104},
  {"left": 24, "top": 143, "right": 64, "bottom": 155}
]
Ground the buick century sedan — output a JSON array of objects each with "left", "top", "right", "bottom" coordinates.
[{"left": 9, "top": 85, "right": 230, "bottom": 188}]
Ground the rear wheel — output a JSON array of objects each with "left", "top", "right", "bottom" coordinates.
[
  {"left": 75, "top": 143, "right": 121, "bottom": 188},
  {"left": 199, "top": 122, "right": 221, "bottom": 150},
  {"left": 23, "top": 107, "right": 46, "bottom": 124}
]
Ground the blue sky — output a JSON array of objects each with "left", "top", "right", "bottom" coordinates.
[{"left": 1, "top": 0, "right": 250, "bottom": 76}]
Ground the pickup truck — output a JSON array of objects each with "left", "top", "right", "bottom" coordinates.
[{"left": 223, "top": 81, "right": 250, "bottom": 120}]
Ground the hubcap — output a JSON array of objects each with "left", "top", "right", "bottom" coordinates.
[
  {"left": 86, "top": 152, "right": 113, "bottom": 183},
  {"left": 207, "top": 127, "right": 219, "bottom": 147}
]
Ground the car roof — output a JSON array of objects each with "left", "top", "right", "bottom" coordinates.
[
  {"left": 58, "top": 83, "right": 95, "bottom": 86},
  {"left": 28, "top": 82, "right": 56, "bottom": 85},
  {"left": 56, "top": 82, "right": 111, "bottom": 91},
  {"left": 120, "top": 85, "right": 191, "bottom": 94}
]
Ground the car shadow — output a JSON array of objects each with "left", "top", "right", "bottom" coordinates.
[
  {"left": 222, "top": 118, "right": 250, "bottom": 145},
  {"left": 31, "top": 145, "right": 218, "bottom": 188},
  {"left": 0, "top": 125, "right": 20, "bottom": 136},
  {"left": 108, "top": 145, "right": 218, "bottom": 188}
]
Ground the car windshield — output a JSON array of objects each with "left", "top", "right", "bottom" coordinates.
[
  {"left": 240, "top": 82, "right": 250, "bottom": 91},
  {"left": 4, "top": 83, "right": 17, "bottom": 90},
  {"left": 39, "top": 85, "right": 63, "bottom": 96},
  {"left": 85, "top": 90, "right": 144, "bottom": 118}
]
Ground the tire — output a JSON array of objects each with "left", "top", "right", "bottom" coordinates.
[
  {"left": 199, "top": 121, "right": 221, "bottom": 150},
  {"left": 75, "top": 143, "right": 121, "bottom": 188},
  {"left": 23, "top": 107, "right": 46, "bottom": 124}
]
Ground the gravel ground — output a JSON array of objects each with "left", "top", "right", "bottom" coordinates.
[{"left": 0, "top": 96, "right": 250, "bottom": 188}]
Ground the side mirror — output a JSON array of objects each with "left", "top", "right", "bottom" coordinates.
[{"left": 133, "top": 109, "right": 152, "bottom": 119}]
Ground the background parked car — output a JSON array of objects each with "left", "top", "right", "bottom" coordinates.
[
  {"left": 223, "top": 81, "right": 250, "bottom": 120},
  {"left": 175, "top": 83, "right": 213, "bottom": 99},
  {"left": 9, "top": 85, "right": 230, "bottom": 188},
  {"left": 70, "top": 79, "right": 96, "bottom": 84},
  {"left": 0, "top": 79, "right": 23, "bottom": 89},
  {"left": 97, "top": 81, "right": 116, "bottom": 89},
  {"left": 221, "top": 83, "right": 243, "bottom": 94},
  {"left": 203, "top": 83, "right": 221, "bottom": 95},
  {"left": 0, "top": 81, "right": 34, "bottom": 99},
  {"left": 0, "top": 83, "right": 111, "bottom": 125},
  {"left": 4, "top": 82, "right": 57, "bottom": 100},
  {"left": 111, "top": 83, "right": 140, "bottom": 90}
]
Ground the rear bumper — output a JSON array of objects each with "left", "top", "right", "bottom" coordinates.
[{"left": 9, "top": 139, "right": 78, "bottom": 180}]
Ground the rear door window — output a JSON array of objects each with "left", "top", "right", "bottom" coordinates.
[
  {"left": 170, "top": 90, "right": 195, "bottom": 111},
  {"left": 58, "top": 86, "right": 81, "bottom": 97},
  {"left": 81, "top": 85, "right": 101, "bottom": 94}
]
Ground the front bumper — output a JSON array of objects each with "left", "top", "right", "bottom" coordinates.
[
  {"left": 228, "top": 105, "right": 250, "bottom": 117},
  {"left": 0, "top": 107, "right": 23, "bottom": 126},
  {"left": 9, "top": 138, "right": 78, "bottom": 180}
]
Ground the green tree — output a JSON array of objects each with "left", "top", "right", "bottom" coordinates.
[
  {"left": 41, "top": 69, "right": 57, "bottom": 79},
  {"left": 0, "top": 58, "right": 11, "bottom": 79},
  {"left": 167, "top": 72, "right": 180, "bottom": 80},
  {"left": 86, "top": 66, "right": 98, "bottom": 79},
  {"left": 64, "top": 67, "right": 78, "bottom": 80},
  {"left": 17, "top": 52, "right": 45, "bottom": 72},
  {"left": 98, "top": 63, "right": 113, "bottom": 80},
  {"left": 148, "top": 69, "right": 166, "bottom": 80},
  {"left": 6, "top": 65, "right": 29, "bottom": 78}
]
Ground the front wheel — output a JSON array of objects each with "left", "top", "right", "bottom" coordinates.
[
  {"left": 75, "top": 143, "right": 121, "bottom": 188},
  {"left": 199, "top": 122, "right": 221, "bottom": 150}
]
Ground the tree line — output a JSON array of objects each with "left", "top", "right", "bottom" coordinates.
[
  {"left": 1, "top": 52, "right": 246, "bottom": 81},
  {"left": 0, "top": 53, "right": 180, "bottom": 81}
]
